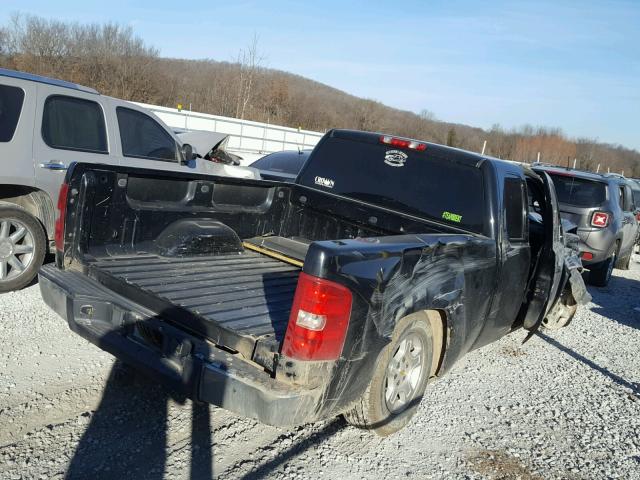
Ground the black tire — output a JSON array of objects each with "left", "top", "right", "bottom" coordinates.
[
  {"left": 0, "top": 204, "right": 47, "bottom": 293},
  {"left": 589, "top": 244, "right": 618, "bottom": 287},
  {"left": 615, "top": 249, "right": 632, "bottom": 270},
  {"left": 343, "top": 312, "right": 433, "bottom": 436}
]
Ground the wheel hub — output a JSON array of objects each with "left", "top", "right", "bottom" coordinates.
[
  {"left": 384, "top": 332, "right": 425, "bottom": 414},
  {"left": 0, "top": 239, "right": 13, "bottom": 259}
]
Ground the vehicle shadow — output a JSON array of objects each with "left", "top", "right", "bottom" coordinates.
[
  {"left": 536, "top": 332, "right": 640, "bottom": 399},
  {"left": 65, "top": 360, "right": 214, "bottom": 480},
  {"left": 65, "top": 310, "right": 216, "bottom": 480},
  {"left": 587, "top": 273, "right": 640, "bottom": 331}
]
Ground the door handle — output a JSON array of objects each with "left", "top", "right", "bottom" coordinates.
[{"left": 39, "top": 161, "right": 67, "bottom": 171}]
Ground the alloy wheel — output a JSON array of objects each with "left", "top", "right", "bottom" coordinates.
[{"left": 0, "top": 218, "right": 35, "bottom": 282}]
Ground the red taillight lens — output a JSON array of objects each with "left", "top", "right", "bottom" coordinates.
[
  {"left": 54, "top": 183, "right": 69, "bottom": 251},
  {"left": 591, "top": 211, "right": 609, "bottom": 228},
  {"left": 281, "top": 272, "right": 353, "bottom": 361},
  {"left": 636, "top": 212, "right": 640, "bottom": 222},
  {"left": 581, "top": 252, "right": 594, "bottom": 261},
  {"left": 380, "top": 135, "right": 427, "bottom": 151}
]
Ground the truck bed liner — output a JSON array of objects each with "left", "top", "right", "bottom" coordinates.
[{"left": 89, "top": 251, "right": 300, "bottom": 340}]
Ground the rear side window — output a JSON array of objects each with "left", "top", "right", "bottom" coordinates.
[
  {"left": 298, "top": 136, "right": 485, "bottom": 233},
  {"left": 547, "top": 174, "right": 606, "bottom": 207},
  {"left": 0, "top": 85, "right": 25, "bottom": 142},
  {"left": 504, "top": 177, "right": 526, "bottom": 240},
  {"left": 42, "top": 95, "right": 107, "bottom": 153},
  {"left": 116, "top": 107, "right": 177, "bottom": 161}
]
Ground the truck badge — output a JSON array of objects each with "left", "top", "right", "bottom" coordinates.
[
  {"left": 384, "top": 150, "right": 408, "bottom": 167},
  {"left": 314, "top": 176, "right": 335, "bottom": 188}
]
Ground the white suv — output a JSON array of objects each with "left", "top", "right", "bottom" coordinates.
[{"left": 0, "top": 68, "right": 258, "bottom": 291}]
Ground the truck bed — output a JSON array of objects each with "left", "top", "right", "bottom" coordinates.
[{"left": 89, "top": 251, "right": 300, "bottom": 341}]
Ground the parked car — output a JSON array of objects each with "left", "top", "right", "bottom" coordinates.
[
  {"left": 630, "top": 179, "right": 640, "bottom": 249},
  {"left": 0, "top": 68, "right": 259, "bottom": 292},
  {"left": 173, "top": 129, "right": 244, "bottom": 166},
  {"left": 250, "top": 149, "right": 311, "bottom": 181},
  {"left": 39, "top": 129, "right": 588, "bottom": 436},
  {"left": 534, "top": 166, "right": 639, "bottom": 286}
]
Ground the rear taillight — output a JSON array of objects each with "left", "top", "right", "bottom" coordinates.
[
  {"left": 636, "top": 212, "right": 640, "bottom": 222},
  {"left": 380, "top": 135, "right": 427, "bottom": 151},
  {"left": 581, "top": 252, "right": 594, "bottom": 261},
  {"left": 54, "top": 183, "right": 69, "bottom": 251},
  {"left": 591, "top": 211, "right": 609, "bottom": 228},
  {"left": 281, "top": 272, "right": 353, "bottom": 361}
]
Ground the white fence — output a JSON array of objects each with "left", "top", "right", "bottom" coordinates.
[{"left": 134, "top": 102, "right": 324, "bottom": 164}]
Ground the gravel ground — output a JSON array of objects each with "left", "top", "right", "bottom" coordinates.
[{"left": 1, "top": 256, "right": 639, "bottom": 480}]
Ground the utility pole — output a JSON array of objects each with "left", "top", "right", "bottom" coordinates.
[
  {"left": 537, "top": 152, "right": 541, "bottom": 163},
  {"left": 573, "top": 158, "right": 577, "bottom": 169}
]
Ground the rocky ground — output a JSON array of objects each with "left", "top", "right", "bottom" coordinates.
[{"left": 0, "top": 256, "right": 639, "bottom": 479}]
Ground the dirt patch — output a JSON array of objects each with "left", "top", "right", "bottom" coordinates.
[
  {"left": 467, "top": 449, "right": 542, "bottom": 480},
  {"left": 501, "top": 346, "right": 527, "bottom": 357}
]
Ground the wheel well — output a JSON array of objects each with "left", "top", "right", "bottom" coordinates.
[
  {"left": 0, "top": 185, "right": 55, "bottom": 240},
  {"left": 424, "top": 310, "right": 447, "bottom": 377}
]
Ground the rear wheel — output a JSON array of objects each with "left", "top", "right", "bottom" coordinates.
[
  {"left": 589, "top": 243, "right": 618, "bottom": 287},
  {"left": 0, "top": 205, "right": 47, "bottom": 293},
  {"left": 615, "top": 249, "right": 632, "bottom": 270},
  {"left": 343, "top": 313, "right": 433, "bottom": 436}
]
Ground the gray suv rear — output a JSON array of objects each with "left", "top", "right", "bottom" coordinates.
[{"left": 536, "top": 166, "right": 639, "bottom": 286}]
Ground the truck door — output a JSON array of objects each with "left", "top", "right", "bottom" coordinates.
[{"left": 521, "top": 171, "right": 565, "bottom": 336}]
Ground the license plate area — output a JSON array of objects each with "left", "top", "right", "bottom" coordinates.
[{"left": 131, "top": 321, "right": 165, "bottom": 353}]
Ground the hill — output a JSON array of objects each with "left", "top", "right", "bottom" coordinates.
[{"left": 1, "top": 13, "right": 638, "bottom": 176}]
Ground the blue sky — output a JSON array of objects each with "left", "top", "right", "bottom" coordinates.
[{"left": 2, "top": 0, "right": 639, "bottom": 150}]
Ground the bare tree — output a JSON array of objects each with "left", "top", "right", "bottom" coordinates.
[{"left": 234, "top": 34, "right": 263, "bottom": 119}]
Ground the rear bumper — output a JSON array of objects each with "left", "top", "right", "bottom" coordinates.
[
  {"left": 38, "top": 265, "right": 320, "bottom": 427},
  {"left": 575, "top": 228, "right": 613, "bottom": 266}
]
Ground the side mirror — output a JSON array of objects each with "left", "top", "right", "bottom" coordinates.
[{"left": 180, "top": 143, "right": 195, "bottom": 162}]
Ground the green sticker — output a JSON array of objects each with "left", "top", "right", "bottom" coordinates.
[{"left": 442, "top": 211, "right": 462, "bottom": 223}]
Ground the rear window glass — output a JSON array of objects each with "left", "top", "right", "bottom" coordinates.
[
  {"left": 298, "top": 136, "right": 485, "bottom": 233},
  {"left": 0, "top": 85, "right": 25, "bottom": 142},
  {"left": 547, "top": 174, "right": 606, "bottom": 207},
  {"left": 42, "top": 95, "right": 107, "bottom": 153}
]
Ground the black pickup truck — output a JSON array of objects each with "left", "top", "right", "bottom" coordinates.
[{"left": 39, "top": 129, "right": 589, "bottom": 435}]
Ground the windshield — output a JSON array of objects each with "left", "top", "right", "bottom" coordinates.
[{"left": 547, "top": 174, "right": 607, "bottom": 207}]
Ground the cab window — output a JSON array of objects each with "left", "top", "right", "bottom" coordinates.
[
  {"left": 116, "top": 107, "right": 178, "bottom": 161},
  {"left": 504, "top": 177, "right": 526, "bottom": 241}
]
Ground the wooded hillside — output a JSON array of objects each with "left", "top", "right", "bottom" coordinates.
[{"left": 2, "top": 14, "right": 638, "bottom": 176}]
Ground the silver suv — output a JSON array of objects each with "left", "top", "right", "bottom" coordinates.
[
  {"left": 0, "top": 68, "right": 257, "bottom": 292},
  {"left": 536, "top": 166, "right": 639, "bottom": 286}
]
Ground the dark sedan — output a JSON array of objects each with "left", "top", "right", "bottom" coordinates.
[{"left": 251, "top": 150, "right": 311, "bottom": 181}]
